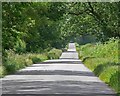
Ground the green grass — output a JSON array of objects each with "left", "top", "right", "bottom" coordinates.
[
  {"left": 1, "top": 48, "right": 62, "bottom": 78},
  {"left": 77, "top": 38, "right": 120, "bottom": 94}
]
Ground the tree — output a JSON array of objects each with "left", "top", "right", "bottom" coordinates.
[{"left": 2, "top": 2, "right": 120, "bottom": 54}]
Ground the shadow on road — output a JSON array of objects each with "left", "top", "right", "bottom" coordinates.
[{"left": 15, "top": 70, "right": 95, "bottom": 76}]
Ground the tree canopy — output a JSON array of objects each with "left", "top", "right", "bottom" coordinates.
[{"left": 2, "top": 2, "right": 120, "bottom": 53}]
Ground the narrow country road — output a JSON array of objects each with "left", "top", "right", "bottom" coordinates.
[{"left": 2, "top": 43, "right": 116, "bottom": 96}]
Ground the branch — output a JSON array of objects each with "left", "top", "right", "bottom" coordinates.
[
  {"left": 67, "top": 3, "right": 89, "bottom": 16},
  {"left": 88, "top": 2, "right": 94, "bottom": 13},
  {"left": 87, "top": 2, "right": 102, "bottom": 23},
  {"left": 68, "top": 9, "right": 89, "bottom": 16}
]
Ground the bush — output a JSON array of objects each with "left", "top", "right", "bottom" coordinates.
[
  {"left": 2, "top": 50, "right": 48, "bottom": 76},
  {"left": 14, "top": 39, "right": 26, "bottom": 54},
  {"left": 3, "top": 50, "right": 28, "bottom": 74},
  {"left": 2, "top": 48, "right": 62, "bottom": 77},
  {"left": 47, "top": 48, "right": 62, "bottom": 59},
  {"left": 109, "top": 71, "right": 120, "bottom": 93},
  {"left": 77, "top": 38, "right": 119, "bottom": 93},
  {"left": 32, "top": 57, "right": 41, "bottom": 64},
  {"left": 29, "top": 53, "right": 48, "bottom": 63},
  {"left": 24, "top": 58, "right": 33, "bottom": 66},
  {"left": 0, "top": 65, "right": 6, "bottom": 78}
]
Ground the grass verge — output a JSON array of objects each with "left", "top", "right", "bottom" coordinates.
[
  {"left": 77, "top": 38, "right": 120, "bottom": 94},
  {"left": 1, "top": 48, "right": 62, "bottom": 78}
]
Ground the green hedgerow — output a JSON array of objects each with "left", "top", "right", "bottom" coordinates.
[
  {"left": 1, "top": 48, "right": 62, "bottom": 77},
  {"left": 77, "top": 38, "right": 119, "bottom": 93}
]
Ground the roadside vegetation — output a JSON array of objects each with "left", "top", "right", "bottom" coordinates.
[
  {"left": 77, "top": 38, "right": 120, "bottom": 94},
  {"left": 1, "top": 48, "right": 62, "bottom": 78},
  {"left": 1, "top": 2, "right": 120, "bottom": 94}
]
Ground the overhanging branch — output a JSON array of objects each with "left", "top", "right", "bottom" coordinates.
[
  {"left": 68, "top": 9, "right": 89, "bottom": 16},
  {"left": 87, "top": 2, "right": 102, "bottom": 23}
]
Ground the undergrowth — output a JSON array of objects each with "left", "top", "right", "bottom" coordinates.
[
  {"left": 1, "top": 48, "right": 62, "bottom": 78},
  {"left": 77, "top": 38, "right": 120, "bottom": 94}
]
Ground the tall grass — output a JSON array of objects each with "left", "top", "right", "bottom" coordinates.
[
  {"left": 1, "top": 48, "right": 62, "bottom": 78},
  {"left": 77, "top": 38, "right": 120, "bottom": 93}
]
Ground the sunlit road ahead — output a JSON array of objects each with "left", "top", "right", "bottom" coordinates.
[{"left": 2, "top": 43, "right": 116, "bottom": 96}]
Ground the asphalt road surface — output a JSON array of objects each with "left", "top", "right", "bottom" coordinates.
[{"left": 1, "top": 43, "right": 116, "bottom": 96}]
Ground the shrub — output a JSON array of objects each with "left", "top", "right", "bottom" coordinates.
[
  {"left": 29, "top": 53, "right": 48, "bottom": 63},
  {"left": 0, "top": 65, "right": 7, "bottom": 78},
  {"left": 4, "top": 50, "right": 26, "bottom": 74},
  {"left": 2, "top": 48, "right": 61, "bottom": 77},
  {"left": 2, "top": 50, "right": 48, "bottom": 76},
  {"left": 31, "top": 57, "right": 41, "bottom": 64},
  {"left": 109, "top": 71, "right": 120, "bottom": 93},
  {"left": 77, "top": 38, "right": 119, "bottom": 93},
  {"left": 24, "top": 58, "right": 33, "bottom": 66},
  {"left": 99, "top": 66, "right": 118, "bottom": 84},
  {"left": 47, "top": 48, "right": 62, "bottom": 59},
  {"left": 14, "top": 39, "right": 26, "bottom": 54}
]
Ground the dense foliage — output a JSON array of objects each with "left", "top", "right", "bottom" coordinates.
[
  {"left": 2, "top": 2, "right": 120, "bottom": 53},
  {"left": 0, "top": 48, "right": 62, "bottom": 77},
  {"left": 2, "top": 2, "right": 65, "bottom": 53},
  {"left": 77, "top": 38, "right": 119, "bottom": 93},
  {"left": 2, "top": 2, "right": 64, "bottom": 76},
  {"left": 1, "top": 2, "right": 120, "bottom": 93}
]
